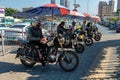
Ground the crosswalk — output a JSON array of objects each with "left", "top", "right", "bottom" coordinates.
[{"left": 83, "top": 47, "right": 120, "bottom": 79}]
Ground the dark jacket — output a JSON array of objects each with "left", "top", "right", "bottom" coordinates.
[
  {"left": 57, "top": 25, "right": 66, "bottom": 35},
  {"left": 27, "top": 26, "right": 43, "bottom": 41}
]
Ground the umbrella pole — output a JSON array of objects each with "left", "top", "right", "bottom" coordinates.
[{"left": 51, "top": 8, "right": 54, "bottom": 32}]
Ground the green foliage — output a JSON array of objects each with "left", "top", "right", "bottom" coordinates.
[
  {"left": 108, "top": 17, "right": 118, "bottom": 22},
  {"left": 116, "top": 8, "right": 120, "bottom": 15},
  {"left": 5, "top": 8, "right": 20, "bottom": 16}
]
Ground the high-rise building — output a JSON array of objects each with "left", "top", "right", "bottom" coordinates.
[
  {"left": 51, "top": 0, "right": 55, "bottom": 4},
  {"left": 109, "top": 0, "right": 114, "bottom": 13},
  {"left": 117, "top": 0, "right": 120, "bottom": 10},
  {"left": 22, "top": 7, "right": 33, "bottom": 12},
  {"left": 98, "top": 1, "right": 107, "bottom": 18},
  {"left": 65, "top": 0, "right": 70, "bottom": 8},
  {"left": 98, "top": 0, "right": 114, "bottom": 18},
  {"left": 60, "top": 0, "right": 65, "bottom": 6}
]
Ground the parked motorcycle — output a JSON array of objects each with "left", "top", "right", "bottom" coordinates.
[
  {"left": 74, "top": 30, "right": 93, "bottom": 46},
  {"left": 16, "top": 35, "right": 79, "bottom": 72},
  {"left": 63, "top": 30, "right": 85, "bottom": 53},
  {"left": 89, "top": 27, "right": 102, "bottom": 41}
]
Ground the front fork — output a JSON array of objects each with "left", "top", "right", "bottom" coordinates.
[{"left": 15, "top": 47, "right": 25, "bottom": 59}]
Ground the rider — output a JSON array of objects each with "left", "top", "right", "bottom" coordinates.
[
  {"left": 70, "top": 21, "right": 77, "bottom": 39},
  {"left": 70, "top": 21, "right": 77, "bottom": 34},
  {"left": 81, "top": 21, "right": 87, "bottom": 34},
  {"left": 57, "top": 21, "right": 67, "bottom": 36},
  {"left": 27, "top": 20, "right": 47, "bottom": 66},
  {"left": 86, "top": 22, "right": 93, "bottom": 37},
  {"left": 27, "top": 20, "right": 43, "bottom": 47}
]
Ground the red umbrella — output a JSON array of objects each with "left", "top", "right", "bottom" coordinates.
[
  {"left": 83, "top": 13, "right": 89, "bottom": 17},
  {"left": 43, "top": 4, "right": 69, "bottom": 15},
  {"left": 70, "top": 11, "right": 85, "bottom": 17},
  {"left": 14, "top": 3, "right": 69, "bottom": 18},
  {"left": 91, "top": 16, "right": 101, "bottom": 22}
]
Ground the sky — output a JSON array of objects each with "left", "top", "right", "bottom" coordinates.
[{"left": 0, "top": 0, "right": 118, "bottom": 15}]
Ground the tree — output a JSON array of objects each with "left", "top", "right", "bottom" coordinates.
[
  {"left": 116, "top": 8, "right": 120, "bottom": 15},
  {"left": 5, "top": 8, "right": 20, "bottom": 16},
  {"left": 108, "top": 17, "right": 118, "bottom": 22}
]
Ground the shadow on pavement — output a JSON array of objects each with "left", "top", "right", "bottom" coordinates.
[
  {"left": 0, "top": 39, "right": 120, "bottom": 80},
  {"left": 110, "top": 47, "right": 120, "bottom": 79}
]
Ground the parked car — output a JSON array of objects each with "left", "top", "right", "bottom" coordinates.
[
  {"left": 0, "top": 23, "right": 9, "bottom": 38},
  {"left": 109, "top": 23, "right": 118, "bottom": 30},
  {"left": 116, "top": 24, "right": 120, "bottom": 33},
  {"left": 116, "top": 20, "right": 120, "bottom": 25},
  {"left": 4, "top": 23, "right": 50, "bottom": 41}
]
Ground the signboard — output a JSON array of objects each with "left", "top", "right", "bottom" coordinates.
[{"left": 0, "top": 8, "right": 5, "bottom": 17}]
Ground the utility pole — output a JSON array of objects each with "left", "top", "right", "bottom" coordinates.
[
  {"left": 73, "top": 0, "right": 80, "bottom": 11},
  {"left": 87, "top": 0, "right": 89, "bottom": 13},
  {"left": 119, "top": 11, "right": 120, "bottom": 20}
]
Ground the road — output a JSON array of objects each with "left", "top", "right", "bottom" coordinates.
[{"left": 0, "top": 24, "right": 120, "bottom": 80}]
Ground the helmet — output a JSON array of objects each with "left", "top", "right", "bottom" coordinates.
[
  {"left": 72, "top": 21, "right": 76, "bottom": 25},
  {"left": 31, "top": 20, "right": 39, "bottom": 26}
]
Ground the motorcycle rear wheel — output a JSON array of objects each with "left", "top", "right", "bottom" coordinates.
[{"left": 20, "top": 59, "right": 36, "bottom": 68}]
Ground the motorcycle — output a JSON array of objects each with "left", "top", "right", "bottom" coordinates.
[
  {"left": 15, "top": 35, "right": 79, "bottom": 72},
  {"left": 74, "top": 30, "right": 93, "bottom": 46},
  {"left": 64, "top": 30, "right": 85, "bottom": 53},
  {"left": 89, "top": 27, "right": 102, "bottom": 41}
]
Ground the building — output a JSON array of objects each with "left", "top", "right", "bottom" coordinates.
[
  {"left": 98, "top": 0, "right": 114, "bottom": 18},
  {"left": 109, "top": 0, "right": 114, "bottom": 13},
  {"left": 51, "top": 0, "right": 56, "bottom": 4},
  {"left": 98, "top": 1, "right": 107, "bottom": 18},
  {"left": 65, "top": 0, "right": 70, "bottom": 8},
  {"left": 60, "top": 0, "right": 70, "bottom": 8},
  {"left": 117, "top": 0, "right": 120, "bottom": 10},
  {"left": 22, "top": 7, "right": 33, "bottom": 12},
  {"left": 60, "top": 0, "right": 65, "bottom": 6}
]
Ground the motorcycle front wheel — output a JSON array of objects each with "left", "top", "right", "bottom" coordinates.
[
  {"left": 84, "top": 38, "right": 93, "bottom": 46},
  {"left": 94, "top": 35, "right": 101, "bottom": 41},
  {"left": 58, "top": 51, "right": 79, "bottom": 72},
  {"left": 74, "top": 43, "right": 85, "bottom": 53},
  {"left": 97, "top": 32, "right": 102, "bottom": 37}
]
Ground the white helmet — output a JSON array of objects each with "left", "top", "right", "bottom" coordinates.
[{"left": 31, "top": 20, "right": 39, "bottom": 26}]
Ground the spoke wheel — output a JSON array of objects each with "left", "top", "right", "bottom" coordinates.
[{"left": 58, "top": 51, "right": 79, "bottom": 72}]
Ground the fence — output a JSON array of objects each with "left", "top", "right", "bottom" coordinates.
[
  {"left": 0, "top": 27, "right": 57, "bottom": 56},
  {"left": 0, "top": 29, "right": 25, "bottom": 56}
]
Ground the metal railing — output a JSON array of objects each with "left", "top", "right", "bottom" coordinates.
[{"left": 0, "top": 29, "right": 25, "bottom": 56}]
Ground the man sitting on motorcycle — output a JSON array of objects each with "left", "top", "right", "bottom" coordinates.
[
  {"left": 69, "top": 21, "right": 77, "bottom": 39},
  {"left": 27, "top": 20, "right": 48, "bottom": 66},
  {"left": 86, "top": 22, "right": 93, "bottom": 37},
  {"left": 27, "top": 20, "right": 43, "bottom": 44},
  {"left": 81, "top": 21, "right": 87, "bottom": 34},
  {"left": 57, "top": 21, "right": 67, "bottom": 36}
]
